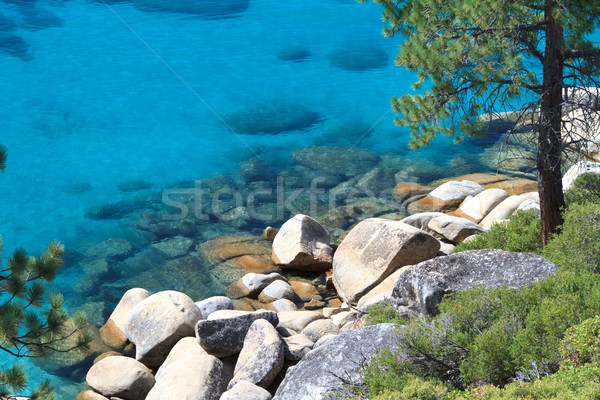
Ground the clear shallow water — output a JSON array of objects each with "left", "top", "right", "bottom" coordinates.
[{"left": 0, "top": 0, "right": 508, "bottom": 395}]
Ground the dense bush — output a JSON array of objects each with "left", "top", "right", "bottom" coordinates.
[
  {"left": 542, "top": 202, "right": 600, "bottom": 273},
  {"left": 349, "top": 200, "right": 600, "bottom": 398},
  {"left": 560, "top": 316, "right": 600, "bottom": 368},
  {"left": 564, "top": 173, "right": 600, "bottom": 206},
  {"left": 453, "top": 210, "right": 542, "bottom": 254},
  {"left": 452, "top": 363, "right": 600, "bottom": 399},
  {"left": 365, "top": 302, "right": 405, "bottom": 326}
]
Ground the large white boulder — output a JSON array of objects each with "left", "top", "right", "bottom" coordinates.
[
  {"left": 455, "top": 188, "right": 510, "bottom": 223},
  {"left": 124, "top": 290, "right": 203, "bottom": 369},
  {"left": 272, "top": 214, "right": 333, "bottom": 271},
  {"left": 332, "top": 218, "right": 440, "bottom": 304},
  {"left": 146, "top": 353, "right": 225, "bottom": 400},
  {"left": 99, "top": 288, "right": 150, "bottom": 349},
  {"left": 479, "top": 192, "right": 540, "bottom": 229},
  {"left": 86, "top": 356, "right": 154, "bottom": 400}
]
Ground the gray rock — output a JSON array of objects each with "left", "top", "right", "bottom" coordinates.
[
  {"left": 84, "top": 238, "right": 133, "bottom": 261},
  {"left": 228, "top": 319, "right": 284, "bottom": 389},
  {"left": 333, "top": 218, "right": 440, "bottom": 304},
  {"left": 290, "top": 146, "right": 381, "bottom": 178},
  {"left": 273, "top": 324, "right": 398, "bottom": 400},
  {"left": 221, "top": 380, "right": 272, "bottom": 400},
  {"left": 272, "top": 214, "right": 333, "bottom": 271},
  {"left": 428, "top": 215, "right": 487, "bottom": 243},
  {"left": 392, "top": 249, "right": 557, "bottom": 318},
  {"left": 276, "top": 326, "right": 298, "bottom": 337},
  {"left": 86, "top": 356, "right": 154, "bottom": 400},
  {"left": 207, "top": 310, "right": 251, "bottom": 320},
  {"left": 196, "top": 310, "right": 279, "bottom": 357},
  {"left": 283, "top": 334, "right": 314, "bottom": 361},
  {"left": 400, "top": 212, "right": 446, "bottom": 232},
  {"left": 196, "top": 296, "right": 234, "bottom": 319},
  {"left": 150, "top": 236, "right": 194, "bottom": 258},
  {"left": 239, "top": 272, "right": 288, "bottom": 297},
  {"left": 146, "top": 353, "right": 225, "bottom": 400},
  {"left": 313, "top": 334, "right": 336, "bottom": 348},
  {"left": 258, "top": 280, "right": 295, "bottom": 303},
  {"left": 124, "top": 290, "right": 203, "bottom": 369}
]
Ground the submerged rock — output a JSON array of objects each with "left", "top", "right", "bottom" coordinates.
[
  {"left": 131, "top": 0, "right": 249, "bottom": 18},
  {"left": 290, "top": 146, "right": 381, "bottom": 177},
  {"left": 276, "top": 46, "right": 311, "bottom": 62},
  {"left": 225, "top": 101, "right": 323, "bottom": 135},
  {"left": 328, "top": 47, "right": 388, "bottom": 71},
  {"left": 0, "top": 32, "right": 32, "bottom": 61},
  {"left": 199, "top": 235, "right": 281, "bottom": 285},
  {"left": 117, "top": 179, "right": 154, "bottom": 192}
]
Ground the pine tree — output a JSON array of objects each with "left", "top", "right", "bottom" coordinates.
[
  {"left": 363, "top": 0, "right": 600, "bottom": 245},
  {"left": 0, "top": 145, "right": 91, "bottom": 399}
]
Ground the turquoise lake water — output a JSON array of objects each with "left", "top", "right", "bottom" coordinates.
[{"left": 0, "top": 0, "right": 530, "bottom": 396}]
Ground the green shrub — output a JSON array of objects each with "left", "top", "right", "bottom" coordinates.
[
  {"left": 564, "top": 173, "right": 600, "bottom": 207},
  {"left": 353, "top": 202, "right": 600, "bottom": 395},
  {"left": 365, "top": 302, "right": 405, "bottom": 326},
  {"left": 560, "top": 316, "right": 600, "bottom": 368},
  {"left": 543, "top": 202, "right": 600, "bottom": 273},
  {"left": 452, "top": 363, "right": 600, "bottom": 399},
  {"left": 371, "top": 376, "right": 452, "bottom": 400},
  {"left": 453, "top": 210, "right": 542, "bottom": 254},
  {"left": 363, "top": 348, "right": 411, "bottom": 395}
]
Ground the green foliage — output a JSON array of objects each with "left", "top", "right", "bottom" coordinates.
[
  {"left": 542, "top": 202, "right": 600, "bottom": 273},
  {"left": 363, "top": 348, "right": 411, "bottom": 395},
  {"left": 0, "top": 239, "right": 91, "bottom": 363},
  {"left": 360, "top": 201, "right": 600, "bottom": 394},
  {"left": 360, "top": 0, "right": 600, "bottom": 149},
  {"left": 451, "top": 364, "right": 600, "bottom": 399},
  {"left": 564, "top": 173, "right": 600, "bottom": 207},
  {"left": 453, "top": 210, "right": 542, "bottom": 254},
  {"left": 365, "top": 302, "right": 405, "bottom": 326},
  {"left": 560, "top": 316, "right": 600, "bottom": 368},
  {"left": 371, "top": 376, "right": 452, "bottom": 400}
]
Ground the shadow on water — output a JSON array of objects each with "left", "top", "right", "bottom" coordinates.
[
  {"left": 0, "top": 32, "right": 32, "bottom": 61},
  {"left": 90, "top": 0, "right": 250, "bottom": 19}
]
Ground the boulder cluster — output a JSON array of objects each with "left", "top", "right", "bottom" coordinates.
[{"left": 77, "top": 169, "right": 578, "bottom": 400}]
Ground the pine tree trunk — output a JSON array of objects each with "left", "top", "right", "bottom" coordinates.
[{"left": 538, "top": 1, "right": 566, "bottom": 246}]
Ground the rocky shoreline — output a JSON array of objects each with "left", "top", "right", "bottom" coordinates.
[{"left": 71, "top": 158, "right": 600, "bottom": 400}]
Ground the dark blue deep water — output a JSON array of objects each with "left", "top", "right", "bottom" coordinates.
[{"left": 0, "top": 0, "right": 523, "bottom": 395}]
